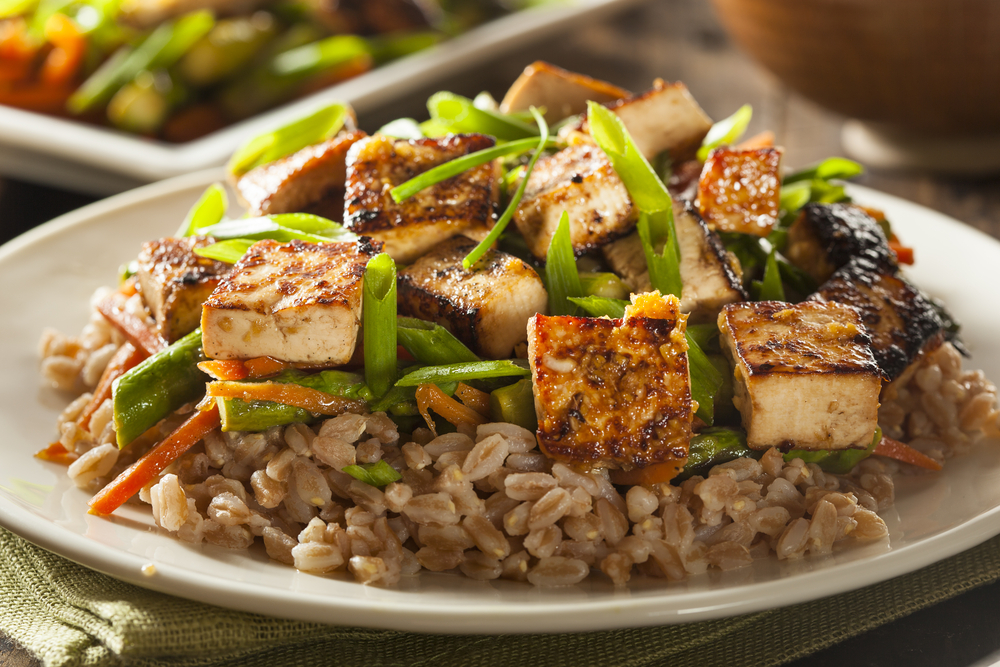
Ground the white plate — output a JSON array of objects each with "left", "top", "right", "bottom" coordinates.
[
  {"left": 2, "top": 173, "right": 1000, "bottom": 634},
  {"left": 0, "top": 0, "right": 640, "bottom": 196}
]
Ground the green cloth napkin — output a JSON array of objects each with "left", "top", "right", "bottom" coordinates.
[{"left": 4, "top": 527, "right": 1000, "bottom": 667}]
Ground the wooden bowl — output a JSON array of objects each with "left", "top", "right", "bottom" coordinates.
[{"left": 709, "top": 0, "right": 1000, "bottom": 136}]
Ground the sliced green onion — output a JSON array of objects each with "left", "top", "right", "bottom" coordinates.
[
  {"left": 779, "top": 180, "right": 812, "bottom": 215},
  {"left": 194, "top": 239, "right": 255, "bottom": 264},
  {"left": 545, "top": 211, "right": 583, "bottom": 316},
  {"left": 378, "top": 118, "right": 424, "bottom": 140},
  {"left": 368, "top": 30, "right": 442, "bottom": 64},
  {"left": 786, "top": 427, "right": 881, "bottom": 475},
  {"left": 686, "top": 323, "right": 719, "bottom": 351},
  {"left": 197, "top": 216, "right": 353, "bottom": 243},
  {"left": 395, "top": 360, "right": 530, "bottom": 387},
  {"left": 678, "top": 427, "right": 753, "bottom": 480},
  {"left": 578, "top": 272, "right": 630, "bottom": 300},
  {"left": 342, "top": 460, "right": 402, "bottom": 488},
  {"left": 427, "top": 91, "right": 538, "bottom": 140},
  {"left": 390, "top": 136, "right": 552, "bottom": 203},
  {"left": 270, "top": 34, "right": 370, "bottom": 78},
  {"left": 228, "top": 102, "right": 350, "bottom": 176},
  {"left": 567, "top": 296, "right": 628, "bottom": 319},
  {"left": 756, "top": 249, "right": 785, "bottom": 301},
  {"left": 396, "top": 317, "right": 479, "bottom": 365},
  {"left": 267, "top": 213, "right": 352, "bottom": 235},
  {"left": 177, "top": 183, "right": 227, "bottom": 237},
  {"left": 636, "top": 211, "right": 683, "bottom": 298},
  {"left": 490, "top": 379, "right": 537, "bottom": 431},
  {"left": 462, "top": 107, "right": 550, "bottom": 269},
  {"left": 364, "top": 253, "right": 397, "bottom": 399},
  {"left": 697, "top": 104, "right": 752, "bottom": 162},
  {"left": 784, "top": 157, "right": 863, "bottom": 185},
  {"left": 686, "top": 331, "right": 723, "bottom": 425},
  {"left": 777, "top": 258, "right": 818, "bottom": 295}
]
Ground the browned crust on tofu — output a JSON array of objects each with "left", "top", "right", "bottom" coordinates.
[
  {"left": 528, "top": 301, "right": 693, "bottom": 471},
  {"left": 237, "top": 130, "right": 368, "bottom": 216},
  {"left": 136, "top": 235, "right": 230, "bottom": 342},
  {"left": 786, "top": 203, "right": 896, "bottom": 284},
  {"left": 500, "top": 61, "right": 629, "bottom": 123},
  {"left": 810, "top": 258, "right": 944, "bottom": 382},
  {"left": 343, "top": 134, "right": 499, "bottom": 260},
  {"left": 720, "top": 300, "right": 881, "bottom": 378},
  {"left": 697, "top": 147, "right": 782, "bottom": 237},
  {"left": 397, "top": 235, "right": 544, "bottom": 359},
  {"left": 204, "top": 237, "right": 381, "bottom": 312}
]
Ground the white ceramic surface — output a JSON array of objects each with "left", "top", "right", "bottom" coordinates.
[
  {"left": 0, "top": 0, "right": 640, "bottom": 195},
  {"left": 2, "top": 173, "right": 1000, "bottom": 634}
]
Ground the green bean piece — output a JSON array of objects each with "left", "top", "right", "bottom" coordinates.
[
  {"left": 342, "top": 460, "right": 402, "bottom": 488},
  {"left": 396, "top": 317, "right": 479, "bottom": 365},
  {"left": 677, "top": 427, "right": 753, "bottom": 480},
  {"left": 177, "top": 13, "right": 278, "bottom": 87},
  {"left": 697, "top": 104, "right": 752, "bottom": 162},
  {"left": 67, "top": 46, "right": 130, "bottom": 114},
  {"left": 270, "top": 34, "right": 370, "bottom": 79},
  {"left": 177, "top": 183, "right": 228, "bottom": 237},
  {"left": 390, "top": 136, "right": 551, "bottom": 203},
  {"left": 578, "top": 272, "right": 630, "bottom": 300},
  {"left": 566, "top": 296, "right": 628, "bottom": 319},
  {"left": 219, "top": 397, "right": 313, "bottom": 432},
  {"left": 112, "top": 329, "right": 208, "bottom": 448},
  {"left": 364, "top": 253, "right": 397, "bottom": 399},
  {"left": 545, "top": 211, "right": 583, "bottom": 316},
  {"left": 228, "top": 102, "right": 350, "bottom": 176},
  {"left": 427, "top": 91, "right": 538, "bottom": 140},
  {"left": 785, "top": 428, "right": 882, "bottom": 475},
  {"left": 490, "top": 379, "right": 537, "bottom": 431},
  {"left": 194, "top": 239, "right": 255, "bottom": 264},
  {"left": 395, "top": 360, "right": 530, "bottom": 387},
  {"left": 462, "top": 108, "right": 549, "bottom": 269}
]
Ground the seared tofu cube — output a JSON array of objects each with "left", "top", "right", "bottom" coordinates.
[
  {"left": 500, "top": 61, "right": 629, "bottom": 124},
  {"left": 527, "top": 292, "right": 693, "bottom": 473},
  {"left": 718, "top": 300, "right": 882, "bottom": 451},
  {"left": 697, "top": 147, "right": 782, "bottom": 237},
  {"left": 601, "top": 201, "right": 745, "bottom": 322},
  {"left": 236, "top": 130, "right": 368, "bottom": 216},
  {"left": 786, "top": 203, "right": 896, "bottom": 284},
  {"left": 343, "top": 134, "right": 500, "bottom": 263},
  {"left": 810, "top": 258, "right": 944, "bottom": 383},
  {"left": 514, "top": 142, "right": 636, "bottom": 260},
  {"left": 137, "top": 236, "right": 230, "bottom": 343},
  {"left": 574, "top": 80, "right": 713, "bottom": 162},
  {"left": 202, "top": 238, "right": 380, "bottom": 364},
  {"left": 398, "top": 235, "right": 548, "bottom": 359}
]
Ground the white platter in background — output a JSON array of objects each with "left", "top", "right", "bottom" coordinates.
[
  {"left": 0, "top": 0, "right": 641, "bottom": 196},
  {"left": 1, "top": 173, "right": 1000, "bottom": 633}
]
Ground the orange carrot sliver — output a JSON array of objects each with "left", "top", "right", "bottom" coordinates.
[
  {"left": 889, "top": 240, "right": 914, "bottom": 265},
  {"left": 78, "top": 342, "right": 145, "bottom": 431},
  {"left": 243, "top": 356, "right": 291, "bottom": 378},
  {"left": 198, "top": 359, "right": 250, "bottom": 381},
  {"left": 41, "top": 13, "right": 84, "bottom": 86},
  {"left": 735, "top": 130, "right": 775, "bottom": 150},
  {"left": 874, "top": 436, "right": 942, "bottom": 471},
  {"left": 96, "top": 294, "right": 166, "bottom": 357},
  {"left": 415, "top": 383, "right": 487, "bottom": 435},
  {"left": 455, "top": 382, "right": 490, "bottom": 417},
  {"left": 610, "top": 460, "right": 686, "bottom": 486},
  {"left": 206, "top": 381, "right": 367, "bottom": 416},
  {"left": 35, "top": 442, "right": 78, "bottom": 466},
  {"left": 89, "top": 405, "right": 221, "bottom": 516}
]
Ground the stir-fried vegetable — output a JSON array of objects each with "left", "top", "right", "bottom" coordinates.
[
  {"left": 545, "top": 211, "right": 583, "bottom": 316},
  {"left": 342, "top": 460, "right": 402, "bottom": 488},
  {"left": 396, "top": 360, "right": 531, "bottom": 387},
  {"left": 364, "top": 253, "right": 398, "bottom": 399},
  {"left": 176, "top": 183, "right": 227, "bottom": 237},
  {"left": 696, "top": 103, "right": 752, "bottom": 162},
  {"left": 396, "top": 317, "right": 479, "bottom": 365},
  {"left": 228, "top": 103, "right": 350, "bottom": 175}
]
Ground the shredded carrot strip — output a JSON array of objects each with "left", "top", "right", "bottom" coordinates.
[
  {"left": 415, "top": 383, "right": 487, "bottom": 435},
  {"left": 78, "top": 342, "right": 145, "bottom": 430},
  {"left": 874, "top": 436, "right": 942, "bottom": 471},
  {"left": 119, "top": 277, "right": 138, "bottom": 297},
  {"left": 197, "top": 359, "right": 249, "bottom": 381},
  {"left": 35, "top": 442, "right": 78, "bottom": 466},
  {"left": 243, "top": 356, "right": 290, "bottom": 378},
  {"left": 735, "top": 130, "right": 775, "bottom": 150},
  {"left": 88, "top": 405, "right": 221, "bottom": 516},
  {"left": 455, "top": 382, "right": 490, "bottom": 417},
  {"left": 206, "top": 381, "right": 367, "bottom": 416},
  {"left": 96, "top": 294, "right": 166, "bottom": 356},
  {"left": 40, "top": 13, "right": 84, "bottom": 86},
  {"left": 610, "top": 460, "right": 686, "bottom": 486},
  {"left": 889, "top": 239, "right": 914, "bottom": 265}
]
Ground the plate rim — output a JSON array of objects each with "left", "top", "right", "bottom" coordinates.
[{"left": 2, "top": 174, "right": 1000, "bottom": 634}]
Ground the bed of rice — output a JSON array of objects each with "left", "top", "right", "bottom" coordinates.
[{"left": 37, "top": 288, "right": 1000, "bottom": 587}]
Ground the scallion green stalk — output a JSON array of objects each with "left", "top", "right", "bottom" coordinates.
[
  {"left": 364, "top": 253, "right": 397, "bottom": 398},
  {"left": 783, "top": 157, "right": 863, "bottom": 185},
  {"left": 194, "top": 239, "right": 255, "bottom": 264},
  {"left": 177, "top": 183, "right": 227, "bottom": 237},
  {"left": 686, "top": 331, "right": 724, "bottom": 425},
  {"left": 427, "top": 91, "right": 538, "bottom": 140},
  {"left": 697, "top": 104, "right": 752, "bottom": 162},
  {"left": 396, "top": 317, "right": 479, "bottom": 365},
  {"left": 545, "top": 211, "right": 583, "bottom": 316},
  {"left": 270, "top": 34, "right": 371, "bottom": 79},
  {"left": 395, "top": 360, "right": 530, "bottom": 387},
  {"left": 756, "top": 249, "right": 785, "bottom": 301},
  {"left": 228, "top": 102, "right": 350, "bottom": 176},
  {"left": 462, "top": 107, "right": 549, "bottom": 269},
  {"left": 566, "top": 296, "right": 628, "bottom": 319}
]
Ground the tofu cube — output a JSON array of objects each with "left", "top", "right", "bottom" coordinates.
[
  {"left": 718, "top": 300, "right": 882, "bottom": 451},
  {"left": 343, "top": 134, "right": 500, "bottom": 263},
  {"left": 136, "top": 236, "right": 231, "bottom": 343},
  {"left": 785, "top": 203, "right": 896, "bottom": 284},
  {"left": 236, "top": 130, "right": 368, "bottom": 216},
  {"left": 500, "top": 61, "right": 629, "bottom": 124},
  {"left": 513, "top": 142, "right": 636, "bottom": 260},
  {"left": 811, "top": 257, "right": 944, "bottom": 383},
  {"left": 527, "top": 292, "right": 693, "bottom": 473},
  {"left": 201, "top": 238, "right": 380, "bottom": 364},
  {"left": 397, "top": 235, "right": 548, "bottom": 359},
  {"left": 697, "top": 147, "right": 782, "bottom": 237},
  {"left": 601, "top": 201, "right": 745, "bottom": 322}
]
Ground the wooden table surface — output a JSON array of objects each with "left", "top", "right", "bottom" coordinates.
[{"left": 4, "top": 0, "right": 1000, "bottom": 664}]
